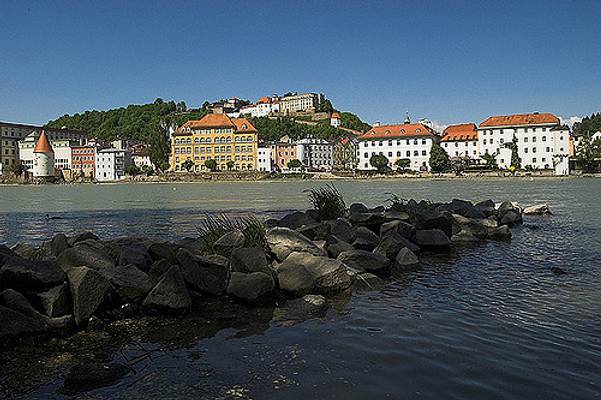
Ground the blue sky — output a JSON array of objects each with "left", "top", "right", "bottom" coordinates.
[{"left": 1, "top": 0, "right": 600, "bottom": 128}]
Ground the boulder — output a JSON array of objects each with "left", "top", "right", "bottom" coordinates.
[
  {"left": 0, "top": 257, "right": 66, "bottom": 290},
  {"left": 148, "top": 259, "right": 172, "bottom": 282},
  {"left": 68, "top": 232, "right": 99, "bottom": 247},
  {"left": 0, "top": 288, "right": 48, "bottom": 324},
  {"left": 143, "top": 266, "right": 191, "bottom": 312},
  {"left": 48, "top": 233, "right": 70, "bottom": 256},
  {"left": 349, "top": 212, "right": 392, "bottom": 232},
  {"left": 278, "top": 211, "right": 316, "bottom": 229},
  {"left": 0, "top": 305, "right": 47, "bottom": 343},
  {"left": 118, "top": 243, "right": 153, "bottom": 272},
  {"left": 282, "top": 294, "right": 328, "bottom": 321},
  {"left": 447, "top": 199, "right": 484, "bottom": 219},
  {"left": 355, "top": 273, "right": 383, "bottom": 289},
  {"left": 296, "top": 223, "right": 330, "bottom": 241},
  {"left": 352, "top": 226, "right": 380, "bottom": 251},
  {"left": 102, "top": 264, "right": 153, "bottom": 304},
  {"left": 266, "top": 227, "right": 326, "bottom": 262},
  {"left": 395, "top": 247, "right": 419, "bottom": 271},
  {"left": 30, "top": 283, "right": 70, "bottom": 317},
  {"left": 56, "top": 242, "right": 115, "bottom": 272},
  {"left": 500, "top": 210, "right": 522, "bottom": 226},
  {"left": 489, "top": 225, "right": 512, "bottom": 240},
  {"left": 324, "top": 218, "right": 355, "bottom": 244},
  {"left": 415, "top": 229, "right": 452, "bottom": 250},
  {"left": 325, "top": 236, "right": 355, "bottom": 259},
  {"left": 66, "top": 266, "right": 112, "bottom": 326},
  {"left": 337, "top": 250, "right": 390, "bottom": 275},
  {"left": 452, "top": 214, "right": 489, "bottom": 239},
  {"left": 373, "top": 231, "right": 419, "bottom": 260},
  {"left": 277, "top": 252, "right": 352, "bottom": 296},
  {"left": 380, "top": 220, "right": 416, "bottom": 241},
  {"left": 213, "top": 230, "right": 245, "bottom": 257},
  {"left": 475, "top": 199, "right": 496, "bottom": 217},
  {"left": 147, "top": 241, "right": 177, "bottom": 263},
  {"left": 524, "top": 204, "right": 552, "bottom": 215},
  {"left": 451, "top": 231, "right": 480, "bottom": 243},
  {"left": 62, "top": 363, "right": 130, "bottom": 394},
  {"left": 11, "top": 243, "right": 37, "bottom": 259},
  {"left": 349, "top": 203, "right": 369, "bottom": 213},
  {"left": 226, "top": 272, "right": 275, "bottom": 302},
  {"left": 230, "top": 247, "right": 272, "bottom": 275},
  {"left": 415, "top": 210, "right": 454, "bottom": 238},
  {"left": 0, "top": 245, "right": 18, "bottom": 265},
  {"left": 176, "top": 248, "right": 229, "bottom": 296}
]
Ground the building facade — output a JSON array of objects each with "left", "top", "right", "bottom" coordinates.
[
  {"left": 72, "top": 145, "right": 97, "bottom": 178},
  {"left": 295, "top": 138, "right": 333, "bottom": 171},
  {"left": 330, "top": 112, "right": 341, "bottom": 128},
  {"left": 268, "top": 142, "right": 297, "bottom": 171},
  {"left": 441, "top": 123, "right": 479, "bottom": 159},
  {"left": 32, "top": 131, "right": 54, "bottom": 177},
  {"left": 19, "top": 132, "right": 79, "bottom": 173},
  {"left": 257, "top": 146, "right": 273, "bottom": 172},
  {"left": 477, "top": 113, "right": 571, "bottom": 174},
  {"left": 332, "top": 137, "right": 358, "bottom": 171},
  {"left": 95, "top": 148, "right": 131, "bottom": 181},
  {"left": 279, "top": 93, "right": 323, "bottom": 114},
  {"left": 357, "top": 122, "right": 438, "bottom": 172},
  {"left": 171, "top": 114, "right": 258, "bottom": 172}
]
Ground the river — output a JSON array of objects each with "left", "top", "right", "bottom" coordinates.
[{"left": 1, "top": 178, "right": 600, "bottom": 399}]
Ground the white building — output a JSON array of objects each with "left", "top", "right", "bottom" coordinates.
[
  {"left": 32, "top": 131, "right": 54, "bottom": 177},
  {"left": 330, "top": 112, "right": 341, "bottom": 128},
  {"left": 257, "top": 146, "right": 273, "bottom": 172},
  {"left": 357, "top": 122, "right": 438, "bottom": 172},
  {"left": 234, "top": 96, "right": 280, "bottom": 118},
  {"left": 279, "top": 93, "right": 323, "bottom": 114},
  {"left": 441, "top": 123, "right": 479, "bottom": 160},
  {"left": 95, "top": 148, "right": 132, "bottom": 181},
  {"left": 295, "top": 138, "right": 333, "bottom": 171},
  {"left": 478, "top": 112, "right": 571, "bottom": 174},
  {"left": 19, "top": 132, "right": 76, "bottom": 173}
]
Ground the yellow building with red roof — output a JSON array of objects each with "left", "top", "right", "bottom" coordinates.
[{"left": 171, "top": 114, "right": 258, "bottom": 172}]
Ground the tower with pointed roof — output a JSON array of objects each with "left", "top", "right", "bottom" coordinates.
[
  {"left": 404, "top": 110, "right": 411, "bottom": 124},
  {"left": 33, "top": 130, "right": 54, "bottom": 177}
]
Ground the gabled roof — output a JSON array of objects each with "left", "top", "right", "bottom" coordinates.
[
  {"left": 232, "top": 118, "right": 257, "bottom": 133},
  {"left": 359, "top": 123, "right": 436, "bottom": 140},
  {"left": 33, "top": 130, "right": 54, "bottom": 153},
  {"left": 182, "top": 113, "right": 236, "bottom": 130},
  {"left": 441, "top": 123, "right": 478, "bottom": 141},
  {"left": 479, "top": 113, "right": 560, "bottom": 128},
  {"left": 331, "top": 112, "right": 341, "bottom": 119}
]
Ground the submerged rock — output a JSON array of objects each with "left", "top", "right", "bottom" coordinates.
[
  {"left": 62, "top": 363, "right": 130, "bottom": 394},
  {"left": 395, "top": 247, "right": 419, "bottom": 271},
  {"left": 279, "top": 294, "right": 328, "bottom": 323},
  {"left": 415, "top": 229, "right": 452, "bottom": 250},
  {"left": 227, "top": 272, "right": 275, "bottom": 302},
  {"left": 337, "top": 250, "right": 390, "bottom": 275},
  {"left": 524, "top": 204, "right": 552, "bottom": 215}
]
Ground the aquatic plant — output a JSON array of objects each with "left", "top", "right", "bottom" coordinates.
[
  {"left": 305, "top": 184, "right": 346, "bottom": 220},
  {"left": 197, "top": 213, "right": 266, "bottom": 253}
]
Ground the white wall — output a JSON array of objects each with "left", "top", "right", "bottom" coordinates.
[
  {"left": 441, "top": 140, "right": 479, "bottom": 159},
  {"left": 357, "top": 137, "right": 434, "bottom": 171},
  {"left": 257, "top": 147, "right": 272, "bottom": 172}
]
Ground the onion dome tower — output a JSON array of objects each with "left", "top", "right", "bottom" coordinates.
[{"left": 33, "top": 130, "right": 55, "bottom": 177}]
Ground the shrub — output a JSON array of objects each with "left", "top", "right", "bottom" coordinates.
[
  {"left": 197, "top": 214, "right": 266, "bottom": 253},
  {"left": 305, "top": 184, "right": 346, "bottom": 220}
]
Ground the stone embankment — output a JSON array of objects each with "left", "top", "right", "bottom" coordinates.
[{"left": 0, "top": 199, "right": 549, "bottom": 346}]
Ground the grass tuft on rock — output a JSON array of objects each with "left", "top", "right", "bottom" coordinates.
[
  {"left": 198, "top": 214, "right": 266, "bottom": 253},
  {"left": 305, "top": 184, "right": 347, "bottom": 221}
]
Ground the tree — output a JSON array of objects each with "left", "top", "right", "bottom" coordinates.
[
  {"left": 482, "top": 153, "right": 498, "bottom": 169},
  {"left": 4, "top": 162, "right": 23, "bottom": 176},
  {"left": 509, "top": 135, "right": 521, "bottom": 173},
  {"left": 176, "top": 101, "right": 187, "bottom": 113},
  {"left": 394, "top": 158, "right": 411, "bottom": 173},
  {"left": 204, "top": 159, "right": 217, "bottom": 172},
  {"left": 226, "top": 160, "right": 235, "bottom": 171},
  {"left": 148, "top": 124, "right": 170, "bottom": 172},
  {"left": 318, "top": 99, "right": 334, "bottom": 113},
  {"left": 181, "top": 159, "right": 194, "bottom": 172},
  {"left": 576, "top": 132, "right": 601, "bottom": 172},
  {"left": 141, "top": 164, "right": 155, "bottom": 176},
  {"left": 429, "top": 144, "right": 450, "bottom": 173},
  {"left": 287, "top": 159, "right": 302, "bottom": 169},
  {"left": 125, "top": 164, "right": 141, "bottom": 176},
  {"left": 370, "top": 154, "right": 389, "bottom": 173}
]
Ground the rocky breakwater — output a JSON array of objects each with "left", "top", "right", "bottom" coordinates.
[{"left": 0, "top": 197, "right": 529, "bottom": 347}]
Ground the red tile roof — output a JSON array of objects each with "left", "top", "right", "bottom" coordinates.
[
  {"left": 232, "top": 118, "right": 257, "bottom": 133},
  {"left": 480, "top": 113, "right": 560, "bottom": 127},
  {"left": 257, "top": 96, "right": 271, "bottom": 104},
  {"left": 33, "top": 130, "right": 54, "bottom": 153},
  {"left": 359, "top": 123, "right": 436, "bottom": 140},
  {"left": 331, "top": 112, "right": 341, "bottom": 119},
  {"left": 182, "top": 113, "right": 236, "bottom": 130},
  {"left": 441, "top": 123, "right": 478, "bottom": 141}
]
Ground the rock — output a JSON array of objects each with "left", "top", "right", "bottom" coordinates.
[
  {"left": 373, "top": 231, "right": 418, "bottom": 260},
  {"left": 277, "top": 252, "right": 352, "bottom": 296},
  {"left": 383, "top": 209, "right": 411, "bottom": 221},
  {"left": 31, "top": 283, "right": 70, "bottom": 317},
  {"left": 147, "top": 259, "right": 172, "bottom": 282},
  {"left": 500, "top": 210, "right": 522, "bottom": 226},
  {"left": 415, "top": 229, "right": 452, "bottom": 250},
  {"left": 296, "top": 223, "right": 330, "bottom": 241},
  {"left": 143, "top": 266, "right": 191, "bottom": 312},
  {"left": 0, "top": 305, "right": 47, "bottom": 343},
  {"left": 0, "top": 245, "right": 18, "bottom": 265},
  {"left": 489, "top": 225, "right": 512, "bottom": 240},
  {"left": 475, "top": 199, "right": 496, "bottom": 217},
  {"left": 56, "top": 242, "right": 115, "bottom": 272},
  {"left": 68, "top": 232, "right": 99, "bottom": 247},
  {"left": 227, "top": 272, "right": 275, "bottom": 302},
  {"left": 213, "top": 230, "right": 245, "bottom": 257},
  {"left": 415, "top": 210, "right": 454, "bottom": 238},
  {"left": 524, "top": 204, "right": 552, "bottom": 215},
  {"left": 11, "top": 243, "right": 37, "bottom": 259},
  {"left": 48, "top": 233, "right": 70, "bottom": 256},
  {"left": 395, "top": 247, "right": 419, "bottom": 271},
  {"left": 325, "top": 236, "right": 355, "bottom": 258},
  {"left": 349, "top": 212, "right": 393, "bottom": 231},
  {"left": 355, "top": 272, "right": 383, "bottom": 289},
  {"left": 447, "top": 199, "right": 484, "bottom": 219},
  {"left": 324, "top": 218, "right": 355, "bottom": 244},
  {"left": 337, "top": 250, "right": 390, "bottom": 275},
  {"left": 380, "top": 220, "right": 416, "bottom": 241},
  {"left": 118, "top": 243, "right": 152, "bottom": 272},
  {"left": 103, "top": 264, "right": 153, "bottom": 304},
  {"left": 451, "top": 231, "right": 480, "bottom": 243},
  {"left": 278, "top": 294, "right": 328, "bottom": 324},
  {"left": 266, "top": 227, "right": 326, "bottom": 262},
  {"left": 352, "top": 226, "right": 380, "bottom": 251},
  {"left": 230, "top": 247, "right": 272, "bottom": 275},
  {"left": 551, "top": 267, "right": 566, "bottom": 275},
  {"left": 66, "top": 266, "right": 112, "bottom": 326},
  {"left": 0, "top": 257, "right": 66, "bottom": 290},
  {"left": 147, "top": 241, "right": 177, "bottom": 263},
  {"left": 452, "top": 215, "right": 489, "bottom": 239},
  {"left": 176, "top": 248, "right": 229, "bottom": 296},
  {"left": 0, "top": 288, "right": 48, "bottom": 324},
  {"left": 278, "top": 211, "right": 316, "bottom": 229},
  {"left": 62, "top": 363, "right": 130, "bottom": 394},
  {"left": 349, "top": 203, "right": 369, "bottom": 213}
]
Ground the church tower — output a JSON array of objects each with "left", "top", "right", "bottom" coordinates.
[{"left": 33, "top": 130, "right": 54, "bottom": 177}]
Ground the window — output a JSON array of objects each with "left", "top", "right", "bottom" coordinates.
[
  {"left": 533, "top": 158, "right": 537, "bottom": 163},
  {"left": 406, "top": 150, "right": 410, "bottom": 157},
  {"left": 524, "top": 148, "right": 529, "bottom": 153},
  {"left": 532, "top": 137, "right": 537, "bottom": 142},
  {"left": 524, "top": 137, "right": 529, "bottom": 143},
  {"left": 388, "top": 152, "right": 392, "bottom": 157},
  {"left": 546, "top": 147, "right": 551, "bottom": 152},
  {"left": 422, "top": 150, "right": 426, "bottom": 156},
  {"left": 413, "top": 150, "right": 418, "bottom": 156}
]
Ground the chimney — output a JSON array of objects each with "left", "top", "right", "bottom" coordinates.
[{"left": 373, "top": 121, "right": 381, "bottom": 127}]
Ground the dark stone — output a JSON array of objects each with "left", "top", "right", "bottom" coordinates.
[
  {"left": 373, "top": 232, "right": 408, "bottom": 260},
  {"left": 0, "top": 305, "right": 47, "bottom": 343},
  {"left": 349, "top": 203, "right": 369, "bottom": 213},
  {"left": 489, "top": 225, "right": 512, "bottom": 240},
  {"left": 0, "top": 257, "right": 66, "bottom": 290},
  {"left": 31, "top": 283, "right": 70, "bottom": 317},
  {"left": 551, "top": 267, "right": 566, "bottom": 275},
  {"left": 0, "top": 245, "right": 18, "bottom": 266},
  {"left": 213, "top": 230, "right": 245, "bottom": 257},
  {"left": 147, "top": 241, "right": 177, "bottom": 263},
  {"left": 148, "top": 259, "right": 172, "bottom": 282},
  {"left": 324, "top": 218, "right": 355, "bottom": 244},
  {"left": 0, "top": 288, "right": 48, "bottom": 325},
  {"left": 415, "top": 210, "right": 454, "bottom": 238},
  {"left": 11, "top": 243, "right": 37, "bottom": 259},
  {"left": 48, "top": 234, "right": 70, "bottom": 257},
  {"left": 352, "top": 226, "right": 380, "bottom": 251},
  {"left": 380, "top": 220, "right": 416, "bottom": 241},
  {"left": 56, "top": 242, "right": 115, "bottom": 272},
  {"left": 278, "top": 211, "right": 316, "bottom": 229},
  {"left": 476, "top": 199, "right": 496, "bottom": 217},
  {"left": 266, "top": 227, "right": 326, "bottom": 262},
  {"left": 66, "top": 266, "right": 112, "bottom": 326},
  {"left": 277, "top": 252, "right": 352, "bottom": 296},
  {"left": 103, "top": 264, "right": 154, "bottom": 304},
  {"left": 325, "top": 236, "right": 355, "bottom": 259},
  {"left": 415, "top": 229, "right": 452, "bottom": 250},
  {"left": 176, "top": 248, "right": 229, "bottom": 296},
  {"left": 62, "top": 363, "right": 130, "bottom": 394},
  {"left": 337, "top": 250, "right": 390, "bottom": 275},
  {"left": 296, "top": 222, "right": 330, "bottom": 241},
  {"left": 500, "top": 210, "right": 523, "bottom": 226},
  {"left": 68, "top": 232, "right": 99, "bottom": 247},
  {"left": 227, "top": 272, "right": 275, "bottom": 302},
  {"left": 230, "top": 247, "right": 272, "bottom": 275},
  {"left": 395, "top": 247, "right": 419, "bottom": 271},
  {"left": 448, "top": 199, "right": 484, "bottom": 219},
  {"left": 143, "top": 266, "right": 191, "bottom": 312},
  {"left": 355, "top": 273, "right": 383, "bottom": 290},
  {"left": 279, "top": 294, "right": 328, "bottom": 323},
  {"left": 118, "top": 243, "right": 153, "bottom": 272}
]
